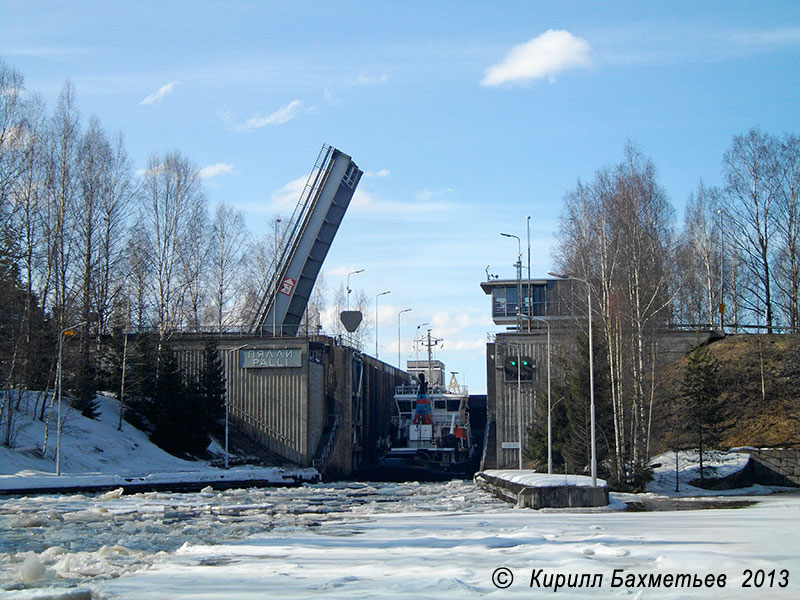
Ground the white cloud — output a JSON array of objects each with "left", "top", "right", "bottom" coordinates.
[
  {"left": 430, "top": 310, "right": 478, "bottom": 339},
  {"left": 238, "top": 100, "right": 302, "bottom": 131},
  {"left": 416, "top": 187, "right": 453, "bottom": 201},
  {"left": 140, "top": 81, "right": 178, "bottom": 105},
  {"left": 364, "top": 169, "right": 391, "bottom": 178},
  {"left": 481, "top": 30, "right": 591, "bottom": 86},
  {"left": 270, "top": 175, "right": 307, "bottom": 209},
  {"left": 443, "top": 338, "right": 488, "bottom": 352},
  {"left": 324, "top": 266, "right": 364, "bottom": 278},
  {"left": 730, "top": 27, "right": 800, "bottom": 46},
  {"left": 349, "top": 189, "right": 455, "bottom": 218},
  {"left": 353, "top": 73, "right": 388, "bottom": 86},
  {"left": 199, "top": 162, "right": 234, "bottom": 179},
  {"left": 4, "top": 46, "right": 90, "bottom": 59}
]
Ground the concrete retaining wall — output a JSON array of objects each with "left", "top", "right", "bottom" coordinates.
[
  {"left": 692, "top": 449, "right": 800, "bottom": 489},
  {"left": 743, "top": 448, "right": 800, "bottom": 487}
]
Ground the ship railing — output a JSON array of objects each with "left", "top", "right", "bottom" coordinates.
[
  {"left": 395, "top": 384, "right": 420, "bottom": 395},
  {"left": 394, "top": 384, "right": 468, "bottom": 396},
  {"left": 393, "top": 415, "right": 470, "bottom": 429}
]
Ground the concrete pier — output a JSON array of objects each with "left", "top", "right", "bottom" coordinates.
[{"left": 475, "top": 470, "right": 609, "bottom": 509}]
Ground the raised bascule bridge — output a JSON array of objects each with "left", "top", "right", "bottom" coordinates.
[{"left": 174, "top": 145, "right": 407, "bottom": 479}]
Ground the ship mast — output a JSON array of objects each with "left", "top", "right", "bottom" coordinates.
[{"left": 420, "top": 329, "right": 442, "bottom": 386}]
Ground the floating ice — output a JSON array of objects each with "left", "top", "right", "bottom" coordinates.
[
  {"left": 19, "top": 554, "right": 46, "bottom": 582},
  {"left": 98, "top": 488, "right": 124, "bottom": 501}
]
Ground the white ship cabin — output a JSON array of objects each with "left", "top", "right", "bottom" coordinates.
[{"left": 392, "top": 373, "right": 471, "bottom": 452}]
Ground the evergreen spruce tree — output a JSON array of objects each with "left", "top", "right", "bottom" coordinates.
[
  {"left": 147, "top": 342, "right": 218, "bottom": 457},
  {"left": 151, "top": 345, "right": 192, "bottom": 456},
  {"left": 562, "top": 333, "right": 613, "bottom": 480},
  {"left": 525, "top": 334, "right": 614, "bottom": 481},
  {"left": 183, "top": 379, "right": 211, "bottom": 455},
  {"left": 680, "top": 345, "right": 726, "bottom": 481},
  {"left": 72, "top": 351, "right": 99, "bottom": 419},
  {"left": 125, "top": 333, "right": 160, "bottom": 430},
  {"left": 200, "top": 338, "right": 226, "bottom": 437},
  {"left": 525, "top": 397, "right": 569, "bottom": 470}
]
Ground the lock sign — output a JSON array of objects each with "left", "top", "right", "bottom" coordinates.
[{"left": 280, "top": 277, "right": 296, "bottom": 296}]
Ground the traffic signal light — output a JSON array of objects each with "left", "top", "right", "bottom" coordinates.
[
  {"left": 520, "top": 356, "right": 534, "bottom": 381},
  {"left": 504, "top": 355, "right": 535, "bottom": 381},
  {"left": 504, "top": 356, "right": 518, "bottom": 381}
]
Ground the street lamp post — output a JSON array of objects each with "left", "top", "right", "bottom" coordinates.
[
  {"left": 375, "top": 290, "right": 391, "bottom": 358},
  {"left": 548, "top": 271, "right": 596, "bottom": 486},
  {"left": 225, "top": 344, "right": 248, "bottom": 469},
  {"left": 719, "top": 209, "right": 724, "bottom": 330},
  {"left": 517, "top": 343, "right": 523, "bottom": 469},
  {"left": 56, "top": 321, "right": 88, "bottom": 476},
  {"left": 501, "top": 232, "right": 522, "bottom": 332},
  {"left": 397, "top": 308, "right": 411, "bottom": 369},
  {"left": 346, "top": 269, "right": 364, "bottom": 311},
  {"left": 527, "top": 216, "right": 532, "bottom": 333},
  {"left": 531, "top": 316, "right": 552, "bottom": 474}
]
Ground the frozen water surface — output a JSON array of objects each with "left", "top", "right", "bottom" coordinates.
[
  {"left": 2, "top": 481, "right": 799, "bottom": 599},
  {"left": 0, "top": 481, "right": 500, "bottom": 596}
]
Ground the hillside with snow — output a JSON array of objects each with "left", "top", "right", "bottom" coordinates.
[{"left": 0, "top": 392, "right": 316, "bottom": 492}]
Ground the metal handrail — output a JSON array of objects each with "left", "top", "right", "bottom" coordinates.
[
  {"left": 312, "top": 414, "right": 341, "bottom": 471},
  {"left": 394, "top": 384, "right": 468, "bottom": 396},
  {"left": 229, "top": 405, "right": 293, "bottom": 446},
  {"left": 393, "top": 415, "right": 470, "bottom": 428}
]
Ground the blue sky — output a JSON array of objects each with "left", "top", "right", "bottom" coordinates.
[{"left": 3, "top": 1, "right": 799, "bottom": 393}]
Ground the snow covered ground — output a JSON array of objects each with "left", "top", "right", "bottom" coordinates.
[
  {"left": 1, "top": 395, "right": 798, "bottom": 599},
  {"left": 1, "top": 392, "right": 204, "bottom": 477},
  {"left": 0, "top": 392, "right": 315, "bottom": 493},
  {"left": 646, "top": 449, "right": 762, "bottom": 495}
]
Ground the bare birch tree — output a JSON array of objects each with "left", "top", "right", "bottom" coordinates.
[
  {"left": 238, "top": 215, "right": 288, "bottom": 328},
  {"left": 93, "top": 133, "right": 134, "bottom": 336},
  {"left": 675, "top": 182, "right": 721, "bottom": 326},
  {"left": 43, "top": 81, "right": 82, "bottom": 331},
  {"left": 721, "top": 129, "right": 782, "bottom": 332},
  {"left": 612, "top": 144, "right": 674, "bottom": 467},
  {"left": 179, "top": 197, "right": 208, "bottom": 332},
  {"left": 139, "top": 151, "right": 205, "bottom": 346},
  {"left": 775, "top": 135, "right": 800, "bottom": 331},
  {"left": 207, "top": 202, "right": 249, "bottom": 331},
  {"left": 555, "top": 143, "right": 674, "bottom": 481},
  {"left": 0, "top": 61, "right": 26, "bottom": 220}
]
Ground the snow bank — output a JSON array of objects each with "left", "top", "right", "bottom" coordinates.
[
  {"left": 646, "top": 450, "right": 769, "bottom": 496},
  {"left": 0, "top": 392, "right": 317, "bottom": 494},
  {"left": 483, "top": 470, "right": 607, "bottom": 488}
]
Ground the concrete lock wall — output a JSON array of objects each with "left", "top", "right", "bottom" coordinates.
[
  {"left": 320, "top": 346, "right": 407, "bottom": 479},
  {"left": 173, "top": 334, "right": 407, "bottom": 478},
  {"left": 484, "top": 328, "right": 724, "bottom": 471},
  {"left": 174, "top": 335, "right": 320, "bottom": 465}
]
